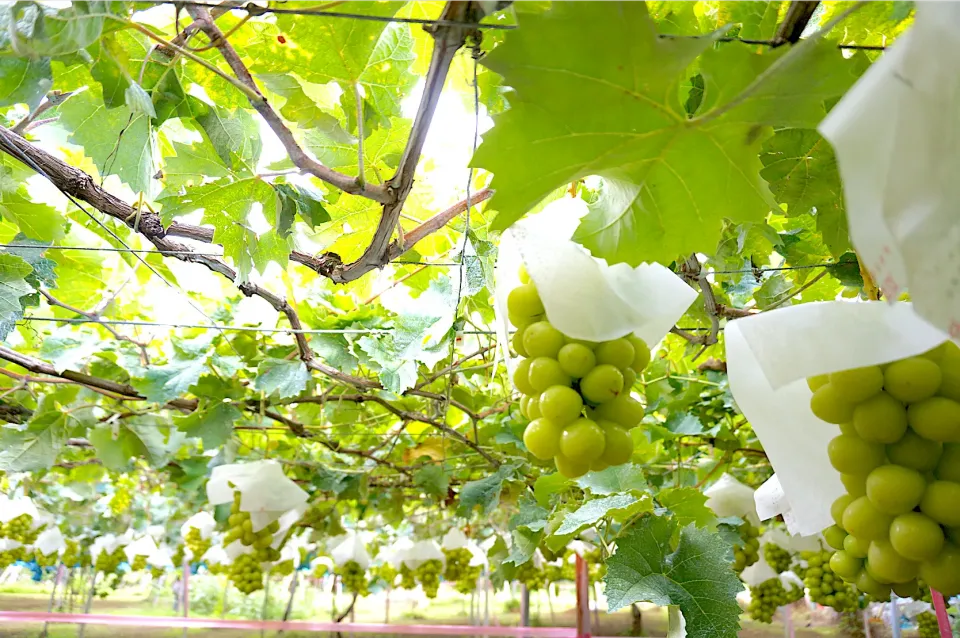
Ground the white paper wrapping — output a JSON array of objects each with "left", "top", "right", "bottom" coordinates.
[
  {"left": 382, "top": 537, "right": 414, "bottom": 570},
  {"left": 330, "top": 531, "right": 370, "bottom": 570},
  {"left": 0, "top": 539, "right": 22, "bottom": 551},
  {"left": 741, "top": 555, "right": 778, "bottom": 587},
  {"left": 820, "top": 2, "right": 960, "bottom": 339},
  {"left": 493, "top": 198, "right": 698, "bottom": 371},
  {"left": 441, "top": 529, "right": 469, "bottom": 551},
  {"left": 403, "top": 539, "right": 444, "bottom": 569},
  {"left": 34, "top": 528, "right": 65, "bottom": 556},
  {"left": 147, "top": 545, "right": 174, "bottom": 569},
  {"left": 206, "top": 461, "right": 308, "bottom": 532},
  {"left": 90, "top": 533, "right": 128, "bottom": 561},
  {"left": 727, "top": 301, "right": 950, "bottom": 535},
  {"left": 202, "top": 544, "right": 230, "bottom": 566},
  {"left": 279, "top": 542, "right": 301, "bottom": 568},
  {"left": 124, "top": 535, "right": 159, "bottom": 561},
  {"left": 703, "top": 473, "right": 759, "bottom": 526},
  {"left": 181, "top": 512, "right": 216, "bottom": 540}
]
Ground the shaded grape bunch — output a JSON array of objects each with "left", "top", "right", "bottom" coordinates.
[
  {"left": 763, "top": 544, "right": 793, "bottom": 574},
  {"left": 399, "top": 563, "right": 416, "bottom": 590},
  {"left": 338, "top": 560, "right": 370, "bottom": 596},
  {"left": 809, "top": 343, "right": 960, "bottom": 599},
  {"left": 917, "top": 612, "right": 939, "bottom": 638},
  {"left": 799, "top": 550, "right": 858, "bottom": 613},
  {"left": 415, "top": 559, "right": 443, "bottom": 598},
  {"left": 747, "top": 578, "right": 803, "bottom": 623},
  {"left": 94, "top": 547, "right": 126, "bottom": 576},
  {"left": 131, "top": 555, "right": 147, "bottom": 572},
  {"left": 2, "top": 514, "right": 40, "bottom": 544},
  {"left": 508, "top": 266, "right": 648, "bottom": 478},
  {"left": 229, "top": 553, "right": 264, "bottom": 595},
  {"left": 733, "top": 522, "right": 761, "bottom": 572},
  {"left": 515, "top": 561, "right": 546, "bottom": 592},
  {"left": 443, "top": 548, "right": 481, "bottom": 595}
]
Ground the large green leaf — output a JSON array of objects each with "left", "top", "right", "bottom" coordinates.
[
  {"left": 175, "top": 403, "right": 240, "bottom": 448},
  {"left": 413, "top": 465, "right": 450, "bottom": 500},
  {"left": 657, "top": 487, "right": 716, "bottom": 529},
  {"left": 254, "top": 359, "right": 310, "bottom": 399},
  {"left": 473, "top": 2, "right": 859, "bottom": 265},
  {"left": 132, "top": 355, "right": 210, "bottom": 405},
  {"left": 58, "top": 90, "right": 157, "bottom": 194},
  {"left": 0, "top": 2, "right": 117, "bottom": 56},
  {"left": 760, "top": 128, "right": 849, "bottom": 256},
  {"left": 158, "top": 178, "right": 289, "bottom": 281},
  {"left": 194, "top": 105, "right": 262, "bottom": 173},
  {"left": 89, "top": 419, "right": 169, "bottom": 470},
  {"left": 0, "top": 58, "right": 52, "bottom": 109},
  {"left": 604, "top": 516, "right": 743, "bottom": 638},
  {"left": 0, "top": 410, "right": 67, "bottom": 471},
  {"left": 0, "top": 253, "right": 33, "bottom": 340},
  {"left": 457, "top": 465, "right": 515, "bottom": 518},
  {"left": 577, "top": 463, "right": 648, "bottom": 496},
  {"left": 554, "top": 493, "right": 651, "bottom": 536}
]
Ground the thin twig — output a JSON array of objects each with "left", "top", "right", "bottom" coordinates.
[
  {"left": 11, "top": 92, "right": 72, "bottom": 135},
  {"left": 764, "top": 270, "right": 828, "bottom": 311}
]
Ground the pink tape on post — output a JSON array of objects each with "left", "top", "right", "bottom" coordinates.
[
  {"left": 930, "top": 589, "right": 951, "bottom": 638},
  {"left": 0, "top": 612, "right": 579, "bottom": 636}
]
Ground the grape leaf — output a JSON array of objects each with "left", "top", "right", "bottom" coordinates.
[
  {"left": 0, "top": 58, "right": 52, "bottom": 109},
  {"left": 2, "top": 235, "right": 57, "bottom": 289},
  {"left": 457, "top": 464, "right": 515, "bottom": 518},
  {"left": 0, "top": 187, "right": 64, "bottom": 242},
  {"left": 89, "top": 419, "right": 169, "bottom": 470},
  {"left": 657, "top": 487, "right": 716, "bottom": 529},
  {"left": 58, "top": 90, "right": 156, "bottom": 194},
  {"left": 577, "top": 463, "right": 648, "bottom": 496},
  {"left": 175, "top": 403, "right": 240, "bottom": 448},
  {"left": 0, "top": 411, "right": 67, "bottom": 471},
  {"left": 194, "top": 105, "right": 262, "bottom": 173},
  {"left": 760, "top": 128, "right": 850, "bottom": 256},
  {"left": 254, "top": 359, "right": 310, "bottom": 399},
  {"left": 413, "top": 465, "right": 450, "bottom": 499},
  {"left": 754, "top": 273, "right": 793, "bottom": 309},
  {"left": 717, "top": 1, "right": 783, "bottom": 39},
  {"left": 533, "top": 472, "right": 570, "bottom": 508},
  {"left": 132, "top": 355, "right": 210, "bottom": 405},
  {"left": 662, "top": 412, "right": 705, "bottom": 436},
  {"left": 554, "top": 493, "right": 651, "bottom": 537},
  {"left": 604, "top": 516, "right": 743, "bottom": 638},
  {"left": 474, "top": 2, "right": 859, "bottom": 265},
  {"left": 158, "top": 178, "right": 289, "bottom": 282},
  {"left": 275, "top": 183, "right": 330, "bottom": 236},
  {"left": 0, "top": 2, "right": 114, "bottom": 56},
  {"left": 39, "top": 331, "right": 100, "bottom": 373},
  {"left": 511, "top": 494, "right": 549, "bottom": 532},
  {"left": 0, "top": 253, "right": 33, "bottom": 340},
  {"left": 505, "top": 527, "right": 543, "bottom": 566},
  {"left": 161, "top": 136, "right": 231, "bottom": 191}
]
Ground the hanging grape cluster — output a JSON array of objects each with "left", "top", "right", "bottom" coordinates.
[
  {"left": 94, "top": 547, "right": 126, "bottom": 576},
  {"left": 62, "top": 540, "right": 80, "bottom": 568},
  {"left": 0, "top": 546, "right": 25, "bottom": 569},
  {"left": 414, "top": 559, "right": 442, "bottom": 598},
  {"left": 2, "top": 514, "right": 40, "bottom": 544},
  {"left": 515, "top": 561, "right": 546, "bottom": 592},
  {"left": 150, "top": 565, "right": 165, "bottom": 580},
  {"left": 443, "top": 548, "right": 481, "bottom": 594},
  {"left": 808, "top": 343, "right": 960, "bottom": 599},
  {"left": 313, "top": 561, "right": 330, "bottom": 579},
  {"left": 109, "top": 475, "right": 135, "bottom": 516},
  {"left": 130, "top": 555, "right": 147, "bottom": 572},
  {"left": 798, "top": 550, "right": 858, "bottom": 612},
  {"left": 272, "top": 559, "right": 295, "bottom": 577},
  {"left": 184, "top": 527, "right": 211, "bottom": 562},
  {"left": 508, "top": 267, "right": 647, "bottom": 478},
  {"left": 763, "top": 544, "right": 793, "bottom": 574},
  {"left": 34, "top": 549, "right": 59, "bottom": 568},
  {"left": 747, "top": 578, "right": 804, "bottom": 623},
  {"left": 373, "top": 563, "right": 397, "bottom": 588},
  {"left": 229, "top": 553, "right": 264, "bottom": 595},
  {"left": 733, "top": 522, "right": 761, "bottom": 572},
  {"left": 338, "top": 560, "right": 370, "bottom": 596},
  {"left": 399, "top": 563, "right": 416, "bottom": 589},
  {"left": 917, "top": 612, "right": 939, "bottom": 638}
]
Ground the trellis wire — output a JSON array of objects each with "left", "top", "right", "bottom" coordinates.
[
  {"left": 0, "top": 244, "right": 225, "bottom": 257},
  {"left": 163, "top": 0, "right": 518, "bottom": 30}
]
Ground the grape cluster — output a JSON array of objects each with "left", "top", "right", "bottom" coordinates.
[
  {"left": 222, "top": 493, "right": 280, "bottom": 562},
  {"left": 917, "top": 612, "right": 939, "bottom": 638},
  {"left": 764, "top": 544, "right": 793, "bottom": 574},
  {"left": 109, "top": 475, "right": 135, "bottom": 516},
  {"left": 508, "top": 268, "right": 648, "bottom": 478},
  {"left": 2, "top": 514, "right": 40, "bottom": 544},
  {"left": 515, "top": 561, "right": 546, "bottom": 592},
  {"left": 313, "top": 561, "right": 330, "bottom": 579},
  {"left": 799, "top": 550, "right": 858, "bottom": 612},
  {"left": 747, "top": 578, "right": 803, "bottom": 623},
  {"left": 62, "top": 540, "right": 80, "bottom": 568},
  {"left": 0, "top": 547, "right": 25, "bottom": 569},
  {"left": 184, "top": 527, "right": 211, "bottom": 562},
  {"left": 149, "top": 566, "right": 165, "bottom": 580},
  {"left": 733, "top": 523, "right": 761, "bottom": 572},
  {"left": 415, "top": 559, "right": 442, "bottom": 598},
  {"left": 399, "top": 563, "right": 416, "bottom": 589},
  {"left": 373, "top": 563, "right": 398, "bottom": 588},
  {"left": 130, "top": 555, "right": 147, "bottom": 572},
  {"left": 229, "top": 553, "right": 264, "bottom": 595},
  {"left": 34, "top": 549, "right": 59, "bottom": 568},
  {"left": 272, "top": 559, "right": 295, "bottom": 577},
  {"left": 808, "top": 344, "right": 960, "bottom": 599},
  {"left": 443, "top": 548, "right": 481, "bottom": 594},
  {"left": 94, "top": 547, "right": 125, "bottom": 576},
  {"left": 338, "top": 560, "right": 370, "bottom": 596}
]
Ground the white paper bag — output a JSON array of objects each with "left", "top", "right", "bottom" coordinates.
[
  {"left": 330, "top": 531, "right": 370, "bottom": 570},
  {"left": 206, "top": 461, "right": 308, "bottom": 532},
  {"left": 741, "top": 556, "right": 778, "bottom": 587},
  {"left": 704, "top": 473, "right": 759, "bottom": 525},
  {"left": 0, "top": 497, "right": 39, "bottom": 524},
  {"left": 203, "top": 544, "right": 230, "bottom": 567},
  {"left": 34, "top": 528, "right": 65, "bottom": 557},
  {"left": 727, "top": 300, "right": 950, "bottom": 535},
  {"left": 125, "top": 535, "right": 159, "bottom": 561},
  {"left": 147, "top": 545, "right": 174, "bottom": 569},
  {"left": 181, "top": 512, "right": 216, "bottom": 540},
  {"left": 441, "top": 529, "right": 469, "bottom": 551},
  {"left": 494, "top": 198, "right": 698, "bottom": 370},
  {"left": 819, "top": 2, "right": 960, "bottom": 339}
]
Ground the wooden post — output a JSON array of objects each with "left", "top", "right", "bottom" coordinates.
[
  {"left": 77, "top": 570, "right": 97, "bottom": 638},
  {"left": 519, "top": 584, "right": 530, "bottom": 627},
  {"left": 182, "top": 557, "right": 189, "bottom": 638},
  {"left": 931, "top": 588, "right": 951, "bottom": 638},
  {"left": 575, "top": 554, "right": 590, "bottom": 638},
  {"left": 39, "top": 563, "right": 62, "bottom": 638}
]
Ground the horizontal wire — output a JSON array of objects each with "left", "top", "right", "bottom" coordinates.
[
  {"left": 659, "top": 33, "right": 888, "bottom": 51},
  {"left": 0, "top": 243, "right": 225, "bottom": 257},
  {"left": 709, "top": 262, "right": 839, "bottom": 275},
  {"left": 163, "top": 1, "right": 517, "bottom": 29},
  {"left": 19, "top": 315, "right": 501, "bottom": 336}
]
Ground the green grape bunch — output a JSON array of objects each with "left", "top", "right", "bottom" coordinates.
[
  {"left": 149, "top": 565, "right": 165, "bottom": 580},
  {"left": 443, "top": 548, "right": 481, "bottom": 594},
  {"left": 108, "top": 475, "right": 136, "bottom": 517},
  {"left": 229, "top": 552, "right": 264, "bottom": 595},
  {"left": 808, "top": 343, "right": 960, "bottom": 599},
  {"left": 184, "top": 527, "right": 211, "bottom": 562},
  {"left": 338, "top": 560, "right": 370, "bottom": 596},
  {"left": 799, "top": 550, "right": 858, "bottom": 612},
  {"left": 373, "top": 563, "right": 398, "bottom": 588},
  {"left": 94, "top": 547, "right": 126, "bottom": 576},
  {"left": 2, "top": 514, "right": 41, "bottom": 544},
  {"left": 130, "top": 555, "right": 147, "bottom": 572},
  {"left": 917, "top": 612, "right": 939, "bottom": 638},
  {"left": 0, "top": 546, "right": 26, "bottom": 569},
  {"left": 272, "top": 559, "right": 295, "bottom": 577},
  {"left": 34, "top": 549, "right": 59, "bottom": 568},
  {"left": 61, "top": 540, "right": 80, "bottom": 568},
  {"left": 733, "top": 522, "right": 761, "bottom": 572},
  {"left": 508, "top": 266, "right": 650, "bottom": 478},
  {"left": 763, "top": 544, "right": 793, "bottom": 574},
  {"left": 414, "top": 559, "right": 442, "bottom": 598},
  {"left": 747, "top": 578, "right": 803, "bottom": 623},
  {"left": 399, "top": 563, "right": 416, "bottom": 589},
  {"left": 222, "top": 492, "right": 280, "bottom": 557},
  {"left": 515, "top": 561, "right": 546, "bottom": 592}
]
